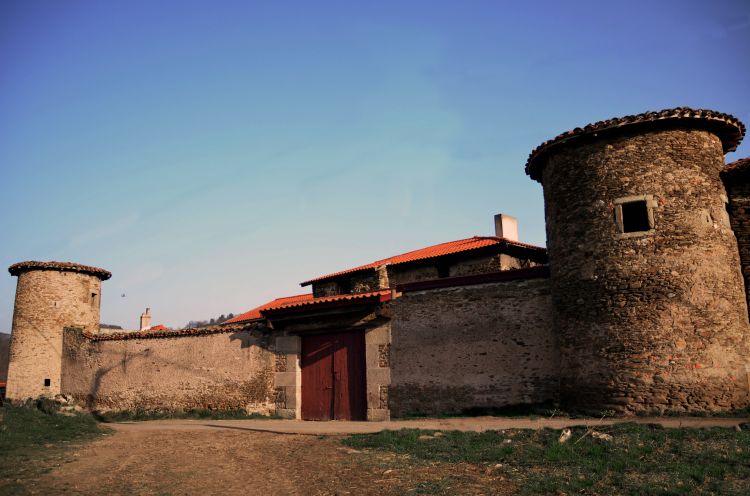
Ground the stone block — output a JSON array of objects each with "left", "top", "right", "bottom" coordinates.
[
  {"left": 275, "top": 336, "right": 300, "bottom": 354},
  {"left": 367, "top": 408, "right": 390, "bottom": 421},
  {"left": 365, "top": 325, "right": 390, "bottom": 345},
  {"left": 367, "top": 367, "right": 390, "bottom": 385},
  {"left": 274, "top": 371, "right": 297, "bottom": 387}
]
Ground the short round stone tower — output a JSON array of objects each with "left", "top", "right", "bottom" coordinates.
[
  {"left": 526, "top": 108, "right": 750, "bottom": 413},
  {"left": 6, "top": 261, "right": 111, "bottom": 401}
]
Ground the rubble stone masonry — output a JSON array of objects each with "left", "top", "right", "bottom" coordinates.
[
  {"left": 62, "top": 328, "right": 275, "bottom": 413},
  {"left": 725, "top": 177, "right": 750, "bottom": 314},
  {"left": 389, "top": 277, "right": 556, "bottom": 416},
  {"left": 6, "top": 269, "right": 103, "bottom": 400},
  {"left": 539, "top": 128, "right": 750, "bottom": 413}
]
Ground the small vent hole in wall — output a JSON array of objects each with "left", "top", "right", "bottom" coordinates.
[
  {"left": 437, "top": 262, "right": 450, "bottom": 278},
  {"left": 621, "top": 200, "right": 651, "bottom": 233},
  {"left": 44, "top": 378, "right": 50, "bottom": 387}
]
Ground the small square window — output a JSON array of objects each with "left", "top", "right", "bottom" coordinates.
[
  {"left": 44, "top": 378, "right": 51, "bottom": 387},
  {"left": 621, "top": 201, "right": 651, "bottom": 233},
  {"left": 614, "top": 195, "right": 655, "bottom": 235}
]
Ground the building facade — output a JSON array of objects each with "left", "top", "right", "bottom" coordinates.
[{"left": 5, "top": 107, "right": 750, "bottom": 419}]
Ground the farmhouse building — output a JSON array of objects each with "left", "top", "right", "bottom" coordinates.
[{"left": 5, "top": 107, "right": 750, "bottom": 420}]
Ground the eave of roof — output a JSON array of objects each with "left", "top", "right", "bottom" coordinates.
[
  {"left": 8, "top": 261, "right": 112, "bottom": 280},
  {"left": 300, "top": 236, "right": 546, "bottom": 286},
  {"left": 83, "top": 322, "right": 257, "bottom": 341},
  {"left": 526, "top": 107, "right": 746, "bottom": 182},
  {"left": 224, "top": 293, "right": 314, "bottom": 324},
  {"left": 261, "top": 290, "right": 392, "bottom": 315}
]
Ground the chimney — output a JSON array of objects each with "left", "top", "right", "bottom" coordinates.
[
  {"left": 140, "top": 307, "right": 152, "bottom": 331},
  {"left": 494, "top": 214, "right": 518, "bottom": 241}
]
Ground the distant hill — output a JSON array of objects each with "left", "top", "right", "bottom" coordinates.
[{"left": 0, "top": 332, "right": 10, "bottom": 382}]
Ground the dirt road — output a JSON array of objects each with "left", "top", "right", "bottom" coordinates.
[
  {"left": 23, "top": 416, "right": 749, "bottom": 495},
  {"left": 106, "top": 415, "right": 749, "bottom": 435}
]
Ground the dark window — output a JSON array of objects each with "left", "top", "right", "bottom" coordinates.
[
  {"left": 338, "top": 279, "right": 351, "bottom": 294},
  {"left": 44, "top": 378, "right": 51, "bottom": 387},
  {"left": 621, "top": 200, "right": 651, "bottom": 233},
  {"left": 437, "top": 263, "right": 450, "bottom": 278}
]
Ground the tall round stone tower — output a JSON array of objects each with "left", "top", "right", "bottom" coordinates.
[
  {"left": 526, "top": 108, "right": 750, "bottom": 413},
  {"left": 6, "top": 261, "right": 111, "bottom": 401}
]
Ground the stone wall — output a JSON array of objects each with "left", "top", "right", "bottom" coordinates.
[
  {"left": 0, "top": 333, "right": 10, "bottom": 382},
  {"left": 725, "top": 179, "right": 750, "bottom": 316},
  {"left": 539, "top": 128, "right": 750, "bottom": 413},
  {"left": 6, "top": 270, "right": 102, "bottom": 400},
  {"left": 389, "top": 277, "right": 557, "bottom": 416},
  {"left": 61, "top": 328, "right": 275, "bottom": 412},
  {"left": 388, "top": 264, "right": 440, "bottom": 286},
  {"left": 270, "top": 307, "right": 392, "bottom": 421}
]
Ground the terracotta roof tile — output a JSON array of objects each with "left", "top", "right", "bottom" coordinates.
[
  {"left": 262, "top": 290, "right": 392, "bottom": 313},
  {"left": 301, "top": 236, "right": 545, "bottom": 286},
  {"left": 83, "top": 322, "right": 257, "bottom": 341},
  {"left": 224, "top": 294, "right": 314, "bottom": 324},
  {"left": 148, "top": 324, "right": 169, "bottom": 331},
  {"left": 226, "top": 290, "right": 392, "bottom": 323},
  {"left": 526, "top": 107, "right": 746, "bottom": 181},
  {"left": 8, "top": 261, "right": 112, "bottom": 280}
]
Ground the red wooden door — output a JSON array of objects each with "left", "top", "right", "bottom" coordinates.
[
  {"left": 301, "top": 331, "right": 366, "bottom": 421},
  {"left": 333, "top": 330, "right": 366, "bottom": 421},
  {"left": 301, "top": 334, "right": 335, "bottom": 421}
]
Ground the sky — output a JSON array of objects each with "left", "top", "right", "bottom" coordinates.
[{"left": 1, "top": 0, "right": 749, "bottom": 331}]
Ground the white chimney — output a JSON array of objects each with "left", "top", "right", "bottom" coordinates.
[
  {"left": 494, "top": 214, "right": 518, "bottom": 241},
  {"left": 140, "top": 308, "right": 152, "bottom": 331}
]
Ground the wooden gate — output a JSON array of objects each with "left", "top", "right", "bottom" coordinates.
[{"left": 300, "top": 330, "right": 366, "bottom": 421}]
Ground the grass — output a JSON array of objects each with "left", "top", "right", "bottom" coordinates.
[
  {"left": 343, "top": 423, "right": 750, "bottom": 495},
  {"left": 95, "top": 408, "right": 282, "bottom": 422},
  {"left": 0, "top": 403, "right": 107, "bottom": 495}
]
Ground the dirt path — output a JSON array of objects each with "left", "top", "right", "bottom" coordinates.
[
  {"left": 106, "top": 415, "right": 750, "bottom": 435},
  {"left": 22, "top": 417, "right": 749, "bottom": 495},
  {"left": 30, "top": 429, "right": 403, "bottom": 495}
]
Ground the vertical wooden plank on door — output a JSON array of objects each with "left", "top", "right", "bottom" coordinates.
[
  {"left": 333, "top": 331, "right": 366, "bottom": 421},
  {"left": 300, "top": 334, "right": 334, "bottom": 421}
]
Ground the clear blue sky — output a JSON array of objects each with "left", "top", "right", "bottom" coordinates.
[{"left": 1, "top": 0, "right": 748, "bottom": 330}]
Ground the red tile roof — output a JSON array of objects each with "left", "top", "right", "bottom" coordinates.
[
  {"left": 301, "top": 236, "right": 546, "bottom": 286},
  {"left": 83, "top": 322, "right": 257, "bottom": 341},
  {"left": 262, "top": 290, "right": 392, "bottom": 314},
  {"left": 526, "top": 107, "right": 746, "bottom": 181},
  {"left": 225, "top": 290, "right": 393, "bottom": 324},
  {"left": 8, "top": 260, "right": 112, "bottom": 280},
  {"left": 224, "top": 294, "right": 315, "bottom": 324},
  {"left": 148, "top": 324, "right": 169, "bottom": 331}
]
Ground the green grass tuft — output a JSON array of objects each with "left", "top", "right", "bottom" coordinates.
[
  {"left": 344, "top": 423, "right": 750, "bottom": 495},
  {"left": 0, "top": 404, "right": 107, "bottom": 495}
]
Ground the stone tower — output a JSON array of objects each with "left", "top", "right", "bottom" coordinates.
[
  {"left": 526, "top": 108, "right": 750, "bottom": 413},
  {"left": 6, "top": 261, "right": 111, "bottom": 401}
]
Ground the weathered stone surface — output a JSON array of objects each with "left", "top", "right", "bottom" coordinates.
[
  {"left": 61, "top": 328, "right": 275, "bottom": 413},
  {"left": 389, "top": 278, "right": 556, "bottom": 417},
  {"left": 6, "top": 269, "right": 102, "bottom": 400},
  {"left": 724, "top": 177, "right": 750, "bottom": 316},
  {"left": 0, "top": 333, "right": 9, "bottom": 382},
  {"left": 537, "top": 128, "right": 750, "bottom": 413}
]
